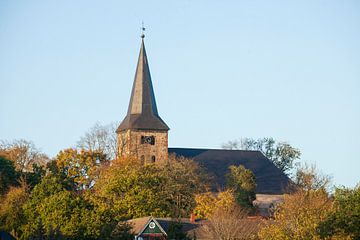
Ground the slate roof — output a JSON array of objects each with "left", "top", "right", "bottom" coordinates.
[
  {"left": 117, "top": 38, "right": 169, "bottom": 132},
  {"left": 168, "top": 148, "right": 292, "bottom": 195}
]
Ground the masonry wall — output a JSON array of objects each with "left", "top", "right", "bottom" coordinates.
[{"left": 117, "top": 129, "right": 168, "bottom": 164}]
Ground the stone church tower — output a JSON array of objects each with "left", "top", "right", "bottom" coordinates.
[{"left": 116, "top": 35, "right": 169, "bottom": 164}]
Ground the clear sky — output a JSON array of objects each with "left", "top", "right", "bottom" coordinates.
[{"left": 1, "top": 1, "right": 359, "bottom": 188}]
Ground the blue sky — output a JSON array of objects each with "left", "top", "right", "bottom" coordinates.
[{"left": 1, "top": 1, "right": 359, "bottom": 187}]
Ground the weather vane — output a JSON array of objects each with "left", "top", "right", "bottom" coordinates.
[{"left": 141, "top": 21, "right": 145, "bottom": 38}]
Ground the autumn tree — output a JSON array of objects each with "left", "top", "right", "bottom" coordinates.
[
  {"left": 293, "top": 163, "right": 332, "bottom": 192},
  {"left": 206, "top": 204, "right": 260, "bottom": 240},
  {"left": 162, "top": 154, "right": 211, "bottom": 217},
  {"left": 193, "top": 190, "right": 236, "bottom": 219},
  {"left": 77, "top": 122, "right": 118, "bottom": 160},
  {"left": 226, "top": 165, "right": 256, "bottom": 209},
  {"left": 0, "top": 184, "right": 29, "bottom": 238},
  {"left": 55, "top": 148, "right": 107, "bottom": 190},
  {"left": 258, "top": 165, "right": 333, "bottom": 240},
  {"left": 0, "top": 139, "right": 49, "bottom": 172},
  {"left": 222, "top": 137, "right": 300, "bottom": 175}
]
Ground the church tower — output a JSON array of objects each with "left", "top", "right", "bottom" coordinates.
[{"left": 116, "top": 35, "right": 169, "bottom": 164}]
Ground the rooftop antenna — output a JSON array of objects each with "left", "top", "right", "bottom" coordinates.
[{"left": 141, "top": 21, "right": 145, "bottom": 39}]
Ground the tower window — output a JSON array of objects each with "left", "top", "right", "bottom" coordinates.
[
  {"left": 151, "top": 156, "right": 156, "bottom": 163},
  {"left": 141, "top": 136, "right": 155, "bottom": 145}
]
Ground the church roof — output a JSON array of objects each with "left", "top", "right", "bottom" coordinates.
[
  {"left": 168, "top": 148, "right": 292, "bottom": 195},
  {"left": 117, "top": 38, "right": 169, "bottom": 132}
]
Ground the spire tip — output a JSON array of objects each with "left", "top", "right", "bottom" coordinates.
[{"left": 141, "top": 21, "right": 145, "bottom": 39}]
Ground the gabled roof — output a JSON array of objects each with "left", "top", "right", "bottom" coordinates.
[
  {"left": 128, "top": 216, "right": 262, "bottom": 240},
  {"left": 131, "top": 216, "right": 167, "bottom": 237},
  {"left": 168, "top": 148, "right": 292, "bottom": 195},
  {"left": 117, "top": 38, "right": 169, "bottom": 132}
]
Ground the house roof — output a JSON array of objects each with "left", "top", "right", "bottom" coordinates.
[
  {"left": 128, "top": 216, "right": 262, "bottom": 240},
  {"left": 128, "top": 217, "right": 210, "bottom": 239},
  {"left": 168, "top": 148, "right": 292, "bottom": 195},
  {"left": 117, "top": 38, "right": 169, "bottom": 132}
]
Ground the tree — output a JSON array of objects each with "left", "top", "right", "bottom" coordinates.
[
  {"left": 95, "top": 155, "right": 210, "bottom": 220},
  {"left": 55, "top": 148, "right": 107, "bottom": 190},
  {"left": 193, "top": 190, "right": 236, "bottom": 219},
  {"left": 318, "top": 184, "right": 360, "bottom": 239},
  {"left": 0, "top": 156, "right": 18, "bottom": 195},
  {"left": 205, "top": 204, "right": 259, "bottom": 240},
  {"left": 293, "top": 163, "right": 332, "bottom": 192},
  {"left": 222, "top": 137, "right": 301, "bottom": 175},
  {"left": 20, "top": 174, "right": 132, "bottom": 240},
  {"left": 77, "top": 122, "right": 118, "bottom": 160},
  {"left": 167, "top": 220, "right": 192, "bottom": 240},
  {"left": 0, "top": 139, "right": 49, "bottom": 172},
  {"left": 94, "top": 157, "right": 170, "bottom": 220},
  {"left": 226, "top": 165, "right": 256, "bottom": 209},
  {"left": 258, "top": 165, "right": 333, "bottom": 240},
  {"left": 0, "top": 184, "right": 29, "bottom": 238},
  {"left": 162, "top": 154, "right": 211, "bottom": 217}
]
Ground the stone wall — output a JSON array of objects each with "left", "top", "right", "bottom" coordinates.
[{"left": 117, "top": 129, "right": 168, "bottom": 164}]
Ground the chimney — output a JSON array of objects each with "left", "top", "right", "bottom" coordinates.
[{"left": 190, "top": 213, "right": 196, "bottom": 223}]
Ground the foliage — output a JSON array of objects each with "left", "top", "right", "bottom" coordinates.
[
  {"left": 318, "top": 184, "right": 360, "bottom": 240},
  {"left": 205, "top": 204, "right": 259, "bottom": 240},
  {"left": 0, "top": 156, "right": 18, "bottom": 195},
  {"left": 226, "top": 165, "right": 256, "bottom": 209},
  {"left": 77, "top": 122, "right": 118, "bottom": 160},
  {"left": 0, "top": 184, "right": 29, "bottom": 238},
  {"left": 162, "top": 154, "right": 211, "bottom": 217},
  {"left": 193, "top": 190, "right": 235, "bottom": 219},
  {"left": 258, "top": 189, "right": 332, "bottom": 240},
  {"left": 293, "top": 163, "right": 332, "bottom": 192},
  {"left": 167, "top": 220, "right": 192, "bottom": 240},
  {"left": 55, "top": 148, "right": 107, "bottom": 190},
  {"left": 95, "top": 157, "right": 170, "bottom": 220},
  {"left": 95, "top": 155, "right": 209, "bottom": 220},
  {"left": 22, "top": 164, "right": 46, "bottom": 189},
  {"left": 0, "top": 139, "right": 49, "bottom": 172},
  {"left": 222, "top": 137, "right": 301, "bottom": 175},
  {"left": 258, "top": 165, "right": 337, "bottom": 239},
  {"left": 19, "top": 174, "right": 132, "bottom": 240}
]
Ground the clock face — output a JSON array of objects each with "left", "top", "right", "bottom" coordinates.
[
  {"left": 141, "top": 136, "right": 155, "bottom": 145},
  {"left": 149, "top": 222, "right": 156, "bottom": 229}
]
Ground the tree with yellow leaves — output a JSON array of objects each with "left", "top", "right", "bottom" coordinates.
[{"left": 193, "top": 190, "right": 235, "bottom": 218}]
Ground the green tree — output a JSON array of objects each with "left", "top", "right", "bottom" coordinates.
[
  {"left": 226, "top": 165, "right": 256, "bottom": 209},
  {"left": 0, "top": 184, "right": 29, "bottom": 238},
  {"left": 318, "top": 184, "right": 360, "bottom": 239},
  {"left": 95, "top": 156, "right": 209, "bottom": 220},
  {"left": 21, "top": 174, "right": 131, "bottom": 240},
  {"left": 0, "top": 156, "right": 18, "bottom": 195},
  {"left": 222, "top": 137, "right": 301, "bottom": 175},
  {"left": 95, "top": 158, "right": 171, "bottom": 220}
]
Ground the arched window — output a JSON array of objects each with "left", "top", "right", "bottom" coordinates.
[{"left": 151, "top": 156, "right": 156, "bottom": 163}]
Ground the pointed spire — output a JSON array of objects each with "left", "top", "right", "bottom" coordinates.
[{"left": 117, "top": 37, "right": 169, "bottom": 132}]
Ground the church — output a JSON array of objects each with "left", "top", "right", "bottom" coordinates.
[{"left": 116, "top": 34, "right": 291, "bottom": 215}]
